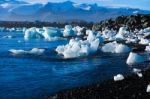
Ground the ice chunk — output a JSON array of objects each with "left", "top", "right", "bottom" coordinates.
[
  {"left": 114, "top": 74, "right": 124, "bottom": 81},
  {"left": 29, "top": 48, "right": 45, "bottom": 55},
  {"left": 43, "top": 27, "right": 62, "bottom": 40},
  {"left": 9, "top": 48, "right": 45, "bottom": 55},
  {"left": 2, "top": 35, "right": 12, "bottom": 39},
  {"left": 24, "top": 27, "right": 44, "bottom": 40},
  {"left": 147, "top": 84, "right": 150, "bottom": 93},
  {"left": 56, "top": 31, "right": 102, "bottom": 58},
  {"left": 139, "top": 27, "right": 150, "bottom": 34},
  {"left": 102, "top": 42, "right": 131, "bottom": 53},
  {"left": 9, "top": 49, "right": 27, "bottom": 55},
  {"left": 115, "top": 27, "right": 129, "bottom": 40},
  {"left": 139, "top": 38, "right": 149, "bottom": 45},
  {"left": 73, "top": 26, "right": 85, "bottom": 36},
  {"left": 63, "top": 25, "right": 76, "bottom": 37},
  {"left": 115, "top": 44, "right": 132, "bottom": 53},
  {"left": 118, "top": 27, "right": 129, "bottom": 35},
  {"left": 133, "top": 68, "right": 142, "bottom": 78},
  {"left": 87, "top": 30, "right": 96, "bottom": 42},
  {"left": 115, "top": 33, "right": 124, "bottom": 40},
  {"left": 145, "top": 44, "right": 150, "bottom": 51},
  {"left": 90, "top": 39, "right": 100, "bottom": 53},
  {"left": 133, "top": 68, "right": 141, "bottom": 73},
  {"left": 55, "top": 45, "right": 66, "bottom": 55},
  {"left": 102, "top": 29, "right": 116, "bottom": 40},
  {"left": 126, "top": 52, "right": 146, "bottom": 65},
  {"left": 137, "top": 72, "right": 143, "bottom": 78},
  {"left": 101, "top": 42, "right": 116, "bottom": 53}
]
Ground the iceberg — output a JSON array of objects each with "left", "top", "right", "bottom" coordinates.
[
  {"left": 126, "top": 52, "right": 146, "bottom": 65},
  {"left": 102, "top": 29, "right": 116, "bottom": 41}
]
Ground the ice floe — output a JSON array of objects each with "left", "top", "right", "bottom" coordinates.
[
  {"left": 73, "top": 26, "right": 86, "bottom": 36},
  {"left": 2, "top": 35, "right": 12, "bottom": 39},
  {"left": 9, "top": 48, "right": 45, "bottom": 55}
]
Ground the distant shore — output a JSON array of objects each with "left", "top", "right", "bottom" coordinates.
[
  {"left": 0, "top": 14, "right": 150, "bottom": 32},
  {"left": 48, "top": 69, "right": 150, "bottom": 99},
  {"left": 0, "top": 21, "right": 93, "bottom": 29}
]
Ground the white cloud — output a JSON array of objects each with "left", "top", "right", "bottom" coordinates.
[{"left": 20, "top": 0, "right": 49, "bottom": 4}]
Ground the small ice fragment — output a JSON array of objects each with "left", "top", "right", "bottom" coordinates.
[
  {"left": 114, "top": 74, "right": 124, "bottom": 81},
  {"left": 137, "top": 72, "right": 143, "bottom": 78},
  {"left": 133, "top": 68, "right": 141, "bottom": 73},
  {"left": 133, "top": 68, "right": 142, "bottom": 78},
  {"left": 146, "top": 84, "right": 150, "bottom": 93}
]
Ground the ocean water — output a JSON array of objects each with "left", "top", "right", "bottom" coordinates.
[{"left": 0, "top": 31, "right": 150, "bottom": 99}]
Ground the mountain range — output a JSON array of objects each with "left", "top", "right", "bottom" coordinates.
[{"left": 0, "top": 0, "right": 150, "bottom": 22}]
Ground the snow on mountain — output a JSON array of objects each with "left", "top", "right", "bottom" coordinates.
[
  {"left": 0, "top": 0, "right": 150, "bottom": 22},
  {"left": 9, "top": 4, "right": 43, "bottom": 15},
  {"left": 0, "top": 0, "right": 27, "bottom": 4},
  {"left": 73, "top": 3, "right": 91, "bottom": 11}
]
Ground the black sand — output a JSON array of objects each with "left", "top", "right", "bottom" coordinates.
[{"left": 48, "top": 69, "right": 150, "bottom": 99}]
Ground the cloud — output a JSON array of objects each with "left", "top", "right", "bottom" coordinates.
[
  {"left": 96, "top": 0, "right": 111, "bottom": 1},
  {"left": 108, "top": 4, "right": 130, "bottom": 8},
  {"left": 20, "top": 0, "right": 49, "bottom": 3}
]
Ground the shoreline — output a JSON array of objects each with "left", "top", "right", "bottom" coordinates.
[{"left": 48, "top": 69, "right": 150, "bottom": 99}]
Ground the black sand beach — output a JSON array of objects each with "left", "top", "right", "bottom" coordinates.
[{"left": 48, "top": 69, "right": 150, "bottom": 99}]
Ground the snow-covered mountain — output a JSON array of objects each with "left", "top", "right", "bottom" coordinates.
[{"left": 0, "top": 0, "right": 150, "bottom": 22}]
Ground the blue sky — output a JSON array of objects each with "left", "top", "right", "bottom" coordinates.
[{"left": 21, "top": 0, "right": 150, "bottom": 10}]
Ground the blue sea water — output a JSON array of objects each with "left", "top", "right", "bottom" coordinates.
[{"left": 0, "top": 31, "right": 150, "bottom": 99}]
